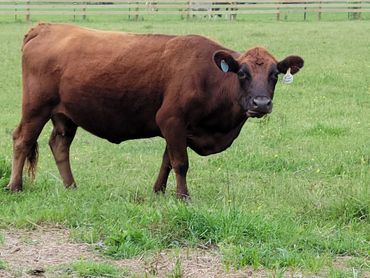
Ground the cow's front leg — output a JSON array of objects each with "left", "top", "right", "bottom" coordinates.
[
  {"left": 153, "top": 146, "right": 172, "bottom": 194},
  {"left": 156, "top": 113, "right": 189, "bottom": 199}
]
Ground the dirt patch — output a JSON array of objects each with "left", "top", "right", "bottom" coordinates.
[
  {"left": 0, "top": 227, "right": 264, "bottom": 277},
  {"left": 0, "top": 226, "right": 101, "bottom": 277},
  {"left": 2, "top": 227, "right": 362, "bottom": 277}
]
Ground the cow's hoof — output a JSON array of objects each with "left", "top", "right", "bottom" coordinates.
[
  {"left": 177, "top": 193, "right": 191, "bottom": 202},
  {"left": 65, "top": 183, "right": 77, "bottom": 189},
  {"left": 153, "top": 186, "right": 166, "bottom": 195},
  {"left": 5, "top": 183, "right": 23, "bottom": 192}
]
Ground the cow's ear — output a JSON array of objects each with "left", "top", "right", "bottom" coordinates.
[
  {"left": 213, "top": 51, "right": 240, "bottom": 73},
  {"left": 277, "top": 56, "right": 304, "bottom": 75}
]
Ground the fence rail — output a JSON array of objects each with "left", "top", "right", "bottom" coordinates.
[{"left": 0, "top": 0, "right": 369, "bottom": 20}]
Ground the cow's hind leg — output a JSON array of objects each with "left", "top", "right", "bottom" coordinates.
[
  {"left": 156, "top": 110, "right": 190, "bottom": 199},
  {"left": 49, "top": 114, "right": 77, "bottom": 188},
  {"left": 153, "top": 146, "right": 172, "bottom": 194},
  {"left": 7, "top": 115, "right": 50, "bottom": 192}
]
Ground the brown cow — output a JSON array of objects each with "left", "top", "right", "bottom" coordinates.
[{"left": 6, "top": 23, "right": 304, "bottom": 198}]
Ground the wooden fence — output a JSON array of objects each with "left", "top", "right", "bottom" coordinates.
[{"left": 0, "top": 0, "right": 369, "bottom": 21}]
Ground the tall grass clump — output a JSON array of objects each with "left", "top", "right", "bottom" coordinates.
[{"left": 0, "top": 157, "right": 10, "bottom": 188}]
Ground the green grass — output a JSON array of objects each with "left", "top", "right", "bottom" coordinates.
[
  {"left": 0, "top": 260, "right": 5, "bottom": 270},
  {"left": 61, "top": 260, "right": 124, "bottom": 277},
  {"left": 0, "top": 17, "right": 369, "bottom": 276}
]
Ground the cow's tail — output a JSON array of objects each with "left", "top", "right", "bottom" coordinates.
[{"left": 26, "top": 142, "right": 39, "bottom": 180}]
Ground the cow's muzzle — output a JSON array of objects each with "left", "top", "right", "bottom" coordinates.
[{"left": 246, "top": 96, "right": 272, "bottom": 118}]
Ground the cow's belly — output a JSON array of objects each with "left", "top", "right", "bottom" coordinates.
[
  {"left": 187, "top": 129, "right": 242, "bottom": 156},
  {"left": 187, "top": 135, "right": 234, "bottom": 156},
  {"left": 55, "top": 89, "right": 163, "bottom": 143},
  {"left": 186, "top": 117, "right": 246, "bottom": 156}
]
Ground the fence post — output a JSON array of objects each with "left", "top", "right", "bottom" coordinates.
[
  {"left": 135, "top": 2, "right": 139, "bottom": 21},
  {"left": 26, "top": 0, "right": 30, "bottom": 21},
  {"left": 82, "top": 0, "right": 87, "bottom": 20},
  {"left": 14, "top": 2, "right": 17, "bottom": 21},
  {"left": 72, "top": 2, "right": 76, "bottom": 21},
  {"left": 230, "top": 1, "right": 237, "bottom": 20},
  {"left": 187, "top": 0, "right": 191, "bottom": 20},
  {"left": 351, "top": 1, "right": 362, "bottom": 20},
  {"left": 318, "top": 1, "right": 322, "bottom": 20},
  {"left": 128, "top": 1, "right": 131, "bottom": 20},
  {"left": 180, "top": 1, "right": 190, "bottom": 20}
]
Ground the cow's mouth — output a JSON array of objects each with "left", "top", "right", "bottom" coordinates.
[
  {"left": 243, "top": 96, "right": 273, "bottom": 118},
  {"left": 246, "top": 110, "right": 268, "bottom": 118}
]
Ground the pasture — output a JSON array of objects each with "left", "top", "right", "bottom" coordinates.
[{"left": 0, "top": 18, "right": 369, "bottom": 277}]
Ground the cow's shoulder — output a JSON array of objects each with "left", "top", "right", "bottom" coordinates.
[{"left": 161, "top": 34, "right": 239, "bottom": 105}]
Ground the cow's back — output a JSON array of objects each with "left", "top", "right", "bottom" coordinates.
[{"left": 22, "top": 23, "right": 175, "bottom": 86}]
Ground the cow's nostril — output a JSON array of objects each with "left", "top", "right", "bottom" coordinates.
[{"left": 252, "top": 96, "right": 271, "bottom": 108}]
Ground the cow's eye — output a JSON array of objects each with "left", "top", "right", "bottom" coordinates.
[
  {"left": 270, "top": 71, "right": 279, "bottom": 81},
  {"left": 238, "top": 69, "right": 251, "bottom": 81}
]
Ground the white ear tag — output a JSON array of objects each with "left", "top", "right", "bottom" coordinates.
[
  {"left": 220, "top": 59, "right": 229, "bottom": 73},
  {"left": 282, "top": 68, "right": 293, "bottom": 84}
]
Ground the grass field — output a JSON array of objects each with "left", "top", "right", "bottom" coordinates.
[{"left": 0, "top": 17, "right": 369, "bottom": 277}]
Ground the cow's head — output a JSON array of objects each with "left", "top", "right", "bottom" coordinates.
[{"left": 214, "top": 47, "right": 304, "bottom": 118}]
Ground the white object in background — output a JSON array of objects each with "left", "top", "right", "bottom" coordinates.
[{"left": 282, "top": 68, "right": 293, "bottom": 84}]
